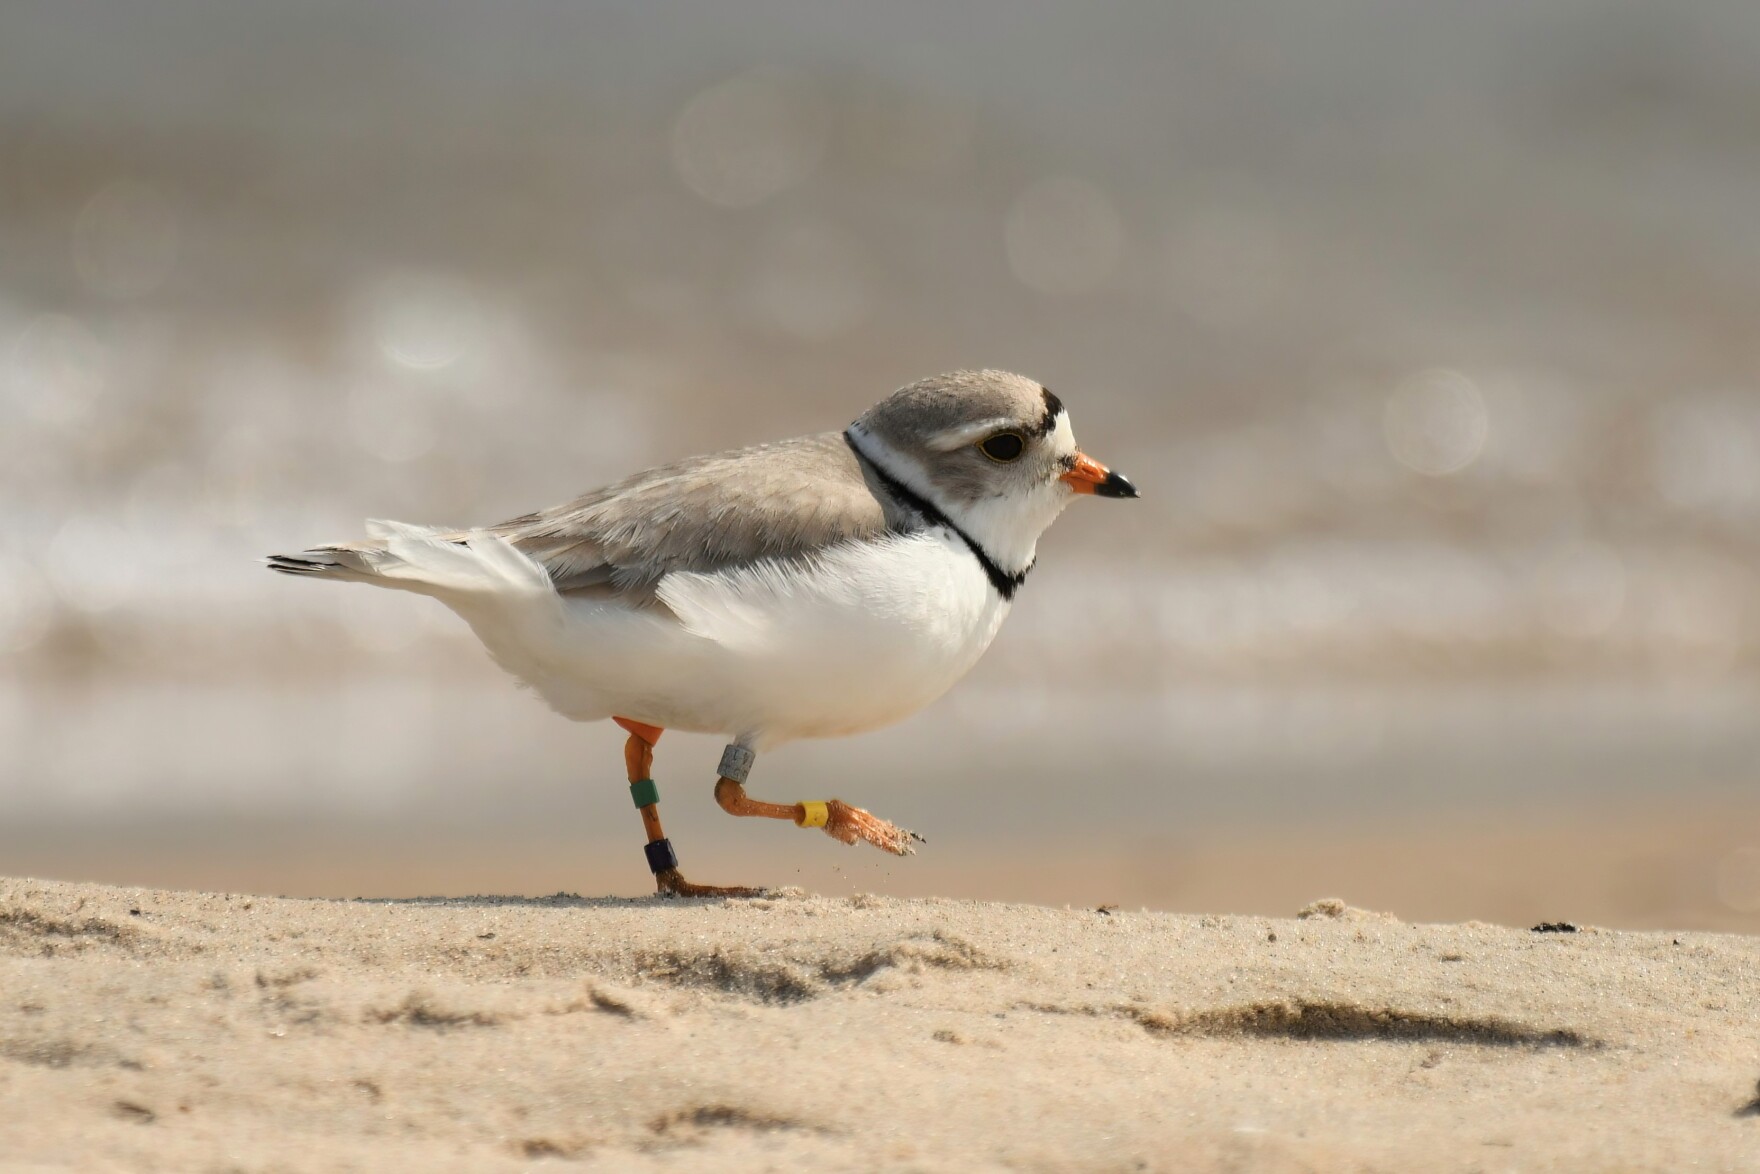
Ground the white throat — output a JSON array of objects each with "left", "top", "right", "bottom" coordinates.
[{"left": 845, "top": 420, "right": 1072, "bottom": 579}]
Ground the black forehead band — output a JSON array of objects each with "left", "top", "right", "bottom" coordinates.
[{"left": 1032, "top": 386, "right": 1065, "bottom": 437}]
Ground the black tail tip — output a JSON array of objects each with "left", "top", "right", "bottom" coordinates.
[{"left": 265, "top": 553, "right": 331, "bottom": 574}]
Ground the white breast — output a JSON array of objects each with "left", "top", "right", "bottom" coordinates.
[
  {"left": 654, "top": 531, "right": 1009, "bottom": 743},
  {"left": 452, "top": 531, "right": 1010, "bottom": 748}
]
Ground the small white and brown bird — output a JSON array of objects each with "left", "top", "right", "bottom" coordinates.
[{"left": 268, "top": 370, "right": 1137, "bottom": 895}]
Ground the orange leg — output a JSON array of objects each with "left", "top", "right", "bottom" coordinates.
[
  {"left": 713, "top": 778, "right": 920, "bottom": 856},
  {"left": 612, "top": 717, "right": 759, "bottom": 898}
]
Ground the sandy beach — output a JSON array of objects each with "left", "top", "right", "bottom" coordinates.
[{"left": 1, "top": 876, "right": 1755, "bottom": 1172}]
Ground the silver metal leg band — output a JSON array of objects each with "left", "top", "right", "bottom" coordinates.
[{"left": 717, "top": 744, "right": 756, "bottom": 783}]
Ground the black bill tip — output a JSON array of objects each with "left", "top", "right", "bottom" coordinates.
[{"left": 1095, "top": 470, "right": 1139, "bottom": 499}]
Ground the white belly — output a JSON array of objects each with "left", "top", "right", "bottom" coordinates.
[{"left": 446, "top": 531, "right": 1009, "bottom": 748}]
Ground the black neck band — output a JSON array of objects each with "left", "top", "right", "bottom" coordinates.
[{"left": 844, "top": 431, "right": 1030, "bottom": 601}]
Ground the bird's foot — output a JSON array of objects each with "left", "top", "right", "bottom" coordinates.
[
  {"left": 822, "top": 800, "right": 921, "bottom": 856},
  {"left": 654, "top": 869, "right": 765, "bottom": 899}
]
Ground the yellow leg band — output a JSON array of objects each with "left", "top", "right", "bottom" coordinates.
[{"left": 797, "top": 801, "right": 829, "bottom": 829}]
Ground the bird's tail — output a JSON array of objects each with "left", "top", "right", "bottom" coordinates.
[{"left": 266, "top": 520, "right": 553, "bottom": 598}]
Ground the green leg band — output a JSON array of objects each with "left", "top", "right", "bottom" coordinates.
[{"left": 629, "top": 778, "right": 660, "bottom": 808}]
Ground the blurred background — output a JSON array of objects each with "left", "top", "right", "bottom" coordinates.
[{"left": 3, "top": 1, "right": 1758, "bottom": 930}]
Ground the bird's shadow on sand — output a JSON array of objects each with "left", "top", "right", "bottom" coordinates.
[{"left": 347, "top": 892, "right": 779, "bottom": 909}]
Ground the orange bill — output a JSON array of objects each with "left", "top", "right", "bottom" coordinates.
[{"left": 1059, "top": 452, "right": 1139, "bottom": 498}]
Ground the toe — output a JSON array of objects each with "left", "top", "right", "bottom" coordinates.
[
  {"left": 823, "top": 801, "right": 918, "bottom": 856},
  {"left": 655, "top": 869, "right": 766, "bottom": 899}
]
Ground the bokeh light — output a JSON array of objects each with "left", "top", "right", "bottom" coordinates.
[
  {"left": 671, "top": 68, "right": 831, "bottom": 208},
  {"left": 362, "top": 272, "right": 483, "bottom": 372},
  {"left": 1652, "top": 394, "right": 1760, "bottom": 518},
  {"left": 44, "top": 514, "right": 139, "bottom": 615},
  {"left": 8, "top": 314, "right": 109, "bottom": 428},
  {"left": 1383, "top": 368, "right": 1489, "bottom": 476}
]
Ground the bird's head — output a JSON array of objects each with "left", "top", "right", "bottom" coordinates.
[{"left": 846, "top": 369, "right": 1137, "bottom": 576}]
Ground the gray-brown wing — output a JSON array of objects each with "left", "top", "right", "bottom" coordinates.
[{"left": 488, "top": 431, "right": 888, "bottom": 591}]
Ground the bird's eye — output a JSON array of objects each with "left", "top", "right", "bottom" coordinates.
[{"left": 978, "top": 432, "right": 1025, "bottom": 462}]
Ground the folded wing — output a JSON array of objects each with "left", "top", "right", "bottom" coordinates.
[{"left": 488, "top": 431, "right": 887, "bottom": 591}]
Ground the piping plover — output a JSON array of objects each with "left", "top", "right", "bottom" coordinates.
[{"left": 269, "top": 370, "right": 1137, "bottom": 895}]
